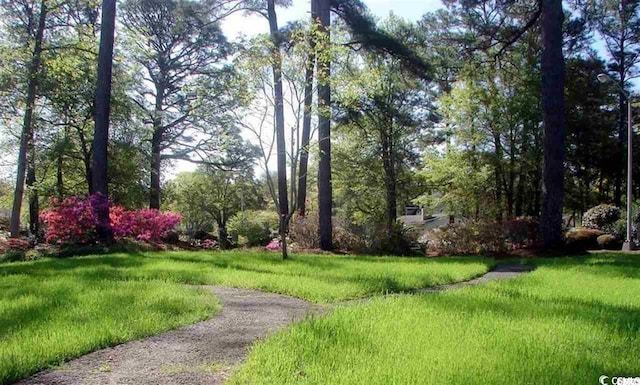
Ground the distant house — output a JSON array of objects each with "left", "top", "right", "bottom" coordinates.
[{"left": 397, "top": 204, "right": 460, "bottom": 230}]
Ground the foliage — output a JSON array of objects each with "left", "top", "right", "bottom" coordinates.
[
  {"left": 289, "top": 215, "right": 320, "bottom": 249},
  {"left": 368, "top": 223, "right": 416, "bottom": 256},
  {"left": 503, "top": 217, "right": 540, "bottom": 249},
  {"left": 596, "top": 234, "right": 619, "bottom": 249},
  {"left": 40, "top": 194, "right": 181, "bottom": 245},
  {"left": 227, "top": 210, "right": 279, "bottom": 247},
  {"left": 581, "top": 204, "right": 621, "bottom": 229},
  {"left": 39, "top": 196, "right": 97, "bottom": 245},
  {"left": 563, "top": 228, "right": 603, "bottom": 250},
  {"left": 289, "top": 214, "right": 367, "bottom": 253},
  {"left": 333, "top": 15, "right": 434, "bottom": 230},
  {"left": 229, "top": 254, "right": 640, "bottom": 385},
  {"left": 109, "top": 206, "right": 182, "bottom": 243},
  {"left": 425, "top": 221, "right": 506, "bottom": 255},
  {"left": 265, "top": 240, "right": 281, "bottom": 252},
  {"left": 416, "top": 147, "right": 494, "bottom": 219},
  {"left": 166, "top": 168, "right": 262, "bottom": 238}
]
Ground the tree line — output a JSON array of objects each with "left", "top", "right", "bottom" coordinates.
[{"left": 1, "top": 0, "right": 635, "bottom": 254}]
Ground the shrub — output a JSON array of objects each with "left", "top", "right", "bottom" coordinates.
[
  {"left": 161, "top": 230, "right": 180, "bottom": 244},
  {"left": 368, "top": 223, "right": 416, "bottom": 256},
  {"left": 333, "top": 225, "right": 367, "bottom": 253},
  {"left": 289, "top": 214, "right": 367, "bottom": 252},
  {"left": 265, "top": 239, "right": 281, "bottom": 252},
  {"left": 425, "top": 221, "right": 506, "bottom": 255},
  {"left": 597, "top": 234, "right": 619, "bottom": 250},
  {"left": 39, "top": 196, "right": 96, "bottom": 244},
  {"left": 193, "top": 230, "right": 216, "bottom": 241},
  {"left": 228, "top": 210, "right": 279, "bottom": 247},
  {"left": 503, "top": 217, "right": 539, "bottom": 249},
  {"left": 40, "top": 194, "right": 182, "bottom": 245},
  {"left": 582, "top": 204, "right": 621, "bottom": 230},
  {"left": 564, "top": 228, "right": 603, "bottom": 250},
  {"left": 110, "top": 208, "right": 181, "bottom": 243},
  {"left": 289, "top": 215, "right": 319, "bottom": 249}
]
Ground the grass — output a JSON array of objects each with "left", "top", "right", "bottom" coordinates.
[
  {"left": 0, "top": 250, "right": 492, "bottom": 384},
  {"left": 229, "top": 253, "right": 640, "bottom": 385}
]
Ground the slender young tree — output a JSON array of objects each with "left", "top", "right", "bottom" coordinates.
[
  {"left": 266, "top": 0, "right": 290, "bottom": 259},
  {"left": 91, "top": 0, "right": 117, "bottom": 242},
  {"left": 317, "top": 0, "right": 332, "bottom": 250},
  {"left": 296, "top": 0, "right": 318, "bottom": 217},
  {"left": 9, "top": 0, "right": 47, "bottom": 237}
]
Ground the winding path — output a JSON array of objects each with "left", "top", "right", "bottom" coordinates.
[{"left": 17, "top": 263, "right": 533, "bottom": 385}]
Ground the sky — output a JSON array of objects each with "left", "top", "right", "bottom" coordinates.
[{"left": 222, "top": 0, "right": 445, "bottom": 39}]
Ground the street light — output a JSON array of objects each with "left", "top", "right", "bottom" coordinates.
[{"left": 598, "top": 72, "right": 634, "bottom": 251}]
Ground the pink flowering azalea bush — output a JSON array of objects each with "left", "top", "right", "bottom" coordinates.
[
  {"left": 265, "top": 239, "right": 281, "bottom": 252},
  {"left": 39, "top": 196, "right": 97, "bottom": 244},
  {"left": 40, "top": 194, "right": 182, "bottom": 245}
]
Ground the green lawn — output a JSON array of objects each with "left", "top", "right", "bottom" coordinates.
[
  {"left": 230, "top": 253, "right": 640, "bottom": 385},
  {"left": 0, "top": 251, "right": 491, "bottom": 384}
]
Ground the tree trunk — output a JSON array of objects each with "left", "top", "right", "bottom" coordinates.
[
  {"left": 540, "top": 0, "right": 565, "bottom": 248},
  {"left": 268, "top": 0, "right": 289, "bottom": 260},
  {"left": 317, "top": 0, "right": 332, "bottom": 250},
  {"left": 91, "top": 0, "right": 117, "bottom": 242},
  {"left": 382, "top": 123, "right": 397, "bottom": 232},
  {"left": 150, "top": 130, "right": 162, "bottom": 210},
  {"left": 56, "top": 151, "right": 64, "bottom": 198},
  {"left": 10, "top": 0, "right": 47, "bottom": 238},
  {"left": 27, "top": 133, "right": 39, "bottom": 237},
  {"left": 150, "top": 83, "right": 165, "bottom": 210},
  {"left": 296, "top": 5, "right": 317, "bottom": 217},
  {"left": 493, "top": 131, "right": 503, "bottom": 221}
]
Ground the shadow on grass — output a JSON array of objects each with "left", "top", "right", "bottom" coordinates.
[
  {"left": 420, "top": 254, "right": 640, "bottom": 339},
  {"left": 0, "top": 255, "right": 148, "bottom": 279}
]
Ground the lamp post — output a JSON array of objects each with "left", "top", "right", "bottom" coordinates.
[{"left": 597, "top": 73, "right": 634, "bottom": 251}]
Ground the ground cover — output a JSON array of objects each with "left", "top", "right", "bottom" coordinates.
[
  {"left": 230, "top": 253, "right": 640, "bottom": 385},
  {"left": 0, "top": 251, "right": 491, "bottom": 384}
]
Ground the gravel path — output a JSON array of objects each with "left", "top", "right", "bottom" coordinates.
[
  {"left": 17, "top": 287, "right": 324, "bottom": 385},
  {"left": 17, "top": 263, "right": 533, "bottom": 385},
  {"left": 416, "top": 262, "right": 536, "bottom": 293}
]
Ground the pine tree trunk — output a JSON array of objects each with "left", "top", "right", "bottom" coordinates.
[
  {"left": 150, "top": 131, "right": 162, "bottom": 210},
  {"left": 10, "top": 0, "right": 47, "bottom": 238},
  {"left": 27, "top": 134, "right": 39, "bottom": 237},
  {"left": 91, "top": 0, "right": 117, "bottom": 242},
  {"left": 317, "top": 0, "right": 332, "bottom": 251},
  {"left": 540, "top": 0, "right": 565, "bottom": 248},
  {"left": 268, "top": 0, "right": 289, "bottom": 260},
  {"left": 296, "top": 3, "right": 317, "bottom": 217}
]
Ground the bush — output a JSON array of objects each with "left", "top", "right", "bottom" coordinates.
[
  {"left": 582, "top": 204, "right": 621, "bottom": 230},
  {"left": 368, "top": 223, "right": 416, "bottom": 256},
  {"left": 40, "top": 194, "right": 182, "bottom": 245},
  {"left": 564, "top": 228, "right": 603, "bottom": 250},
  {"left": 425, "top": 221, "right": 506, "bottom": 255},
  {"left": 333, "top": 225, "right": 367, "bottom": 253},
  {"left": 597, "top": 234, "right": 619, "bottom": 250},
  {"left": 39, "top": 196, "right": 96, "bottom": 244},
  {"left": 503, "top": 217, "right": 539, "bottom": 249},
  {"left": 192, "top": 230, "right": 216, "bottom": 241},
  {"left": 228, "top": 210, "right": 279, "bottom": 247},
  {"left": 162, "top": 230, "right": 180, "bottom": 244},
  {"left": 289, "top": 215, "right": 318, "bottom": 249},
  {"left": 289, "top": 214, "right": 367, "bottom": 253}
]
